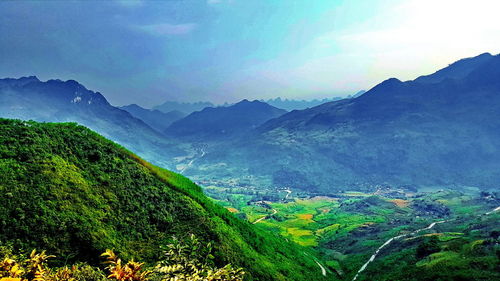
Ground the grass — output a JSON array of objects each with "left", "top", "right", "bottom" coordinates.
[
  {"left": 282, "top": 228, "right": 317, "bottom": 247},
  {"left": 197, "top": 179, "right": 500, "bottom": 280},
  {"left": 0, "top": 118, "right": 331, "bottom": 281}
]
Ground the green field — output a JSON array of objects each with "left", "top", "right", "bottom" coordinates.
[{"left": 205, "top": 185, "right": 500, "bottom": 280}]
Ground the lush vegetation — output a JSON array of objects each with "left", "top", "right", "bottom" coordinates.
[
  {"left": 0, "top": 234, "right": 243, "bottom": 281},
  {"left": 359, "top": 213, "right": 500, "bottom": 281},
  {"left": 0, "top": 118, "right": 327, "bottom": 281},
  {"left": 207, "top": 183, "right": 500, "bottom": 280}
]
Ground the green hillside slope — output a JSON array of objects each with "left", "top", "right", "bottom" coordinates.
[{"left": 0, "top": 118, "right": 328, "bottom": 281}]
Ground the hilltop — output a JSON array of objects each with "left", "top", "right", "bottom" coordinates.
[
  {"left": 165, "top": 99, "right": 286, "bottom": 140},
  {"left": 0, "top": 118, "right": 328, "bottom": 281}
]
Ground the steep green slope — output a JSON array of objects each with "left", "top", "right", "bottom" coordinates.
[{"left": 0, "top": 118, "right": 328, "bottom": 281}]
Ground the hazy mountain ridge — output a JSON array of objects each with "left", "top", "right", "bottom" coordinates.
[
  {"left": 2, "top": 53, "right": 500, "bottom": 193},
  {"left": 263, "top": 97, "right": 343, "bottom": 111},
  {"left": 165, "top": 99, "right": 287, "bottom": 140},
  {"left": 153, "top": 100, "right": 214, "bottom": 115},
  {"left": 0, "top": 54, "right": 499, "bottom": 281},
  {"left": 120, "top": 103, "right": 186, "bottom": 132},
  {"left": 0, "top": 76, "right": 182, "bottom": 168},
  {"left": 192, "top": 53, "right": 500, "bottom": 192},
  {"left": 414, "top": 52, "right": 494, "bottom": 84}
]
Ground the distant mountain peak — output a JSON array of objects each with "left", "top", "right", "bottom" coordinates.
[
  {"left": 264, "top": 96, "right": 344, "bottom": 111},
  {"left": 21, "top": 75, "right": 40, "bottom": 82},
  {"left": 152, "top": 100, "right": 214, "bottom": 115},
  {"left": 415, "top": 52, "right": 496, "bottom": 84},
  {"left": 45, "top": 78, "right": 88, "bottom": 91},
  {"left": 120, "top": 103, "right": 187, "bottom": 132},
  {"left": 382, "top": 77, "right": 403, "bottom": 84},
  {"left": 234, "top": 99, "right": 269, "bottom": 107},
  {"left": 364, "top": 77, "right": 404, "bottom": 95},
  {"left": 65, "top": 79, "right": 84, "bottom": 87},
  {"left": 444, "top": 52, "right": 493, "bottom": 69},
  {"left": 469, "top": 52, "right": 492, "bottom": 58},
  {"left": 165, "top": 99, "right": 286, "bottom": 139},
  {"left": 0, "top": 75, "right": 40, "bottom": 87},
  {"left": 124, "top": 103, "right": 143, "bottom": 110}
]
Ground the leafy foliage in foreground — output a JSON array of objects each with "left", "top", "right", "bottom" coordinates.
[
  {"left": 154, "top": 234, "right": 244, "bottom": 281},
  {"left": 0, "top": 119, "right": 327, "bottom": 281},
  {"left": 0, "top": 235, "right": 244, "bottom": 281}
]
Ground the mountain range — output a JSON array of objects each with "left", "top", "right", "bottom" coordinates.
[
  {"left": 263, "top": 97, "right": 342, "bottom": 111},
  {"left": 2, "top": 53, "right": 499, "bottom": 193},
  {"left": 189, "top": 52, "right": 500, "bottom": 192},
  {"left": 1, "top": 52, "right": 500, "bottom": 281},
  {"left": 120, "top": 104, "right": 186, "bottom": 132}
]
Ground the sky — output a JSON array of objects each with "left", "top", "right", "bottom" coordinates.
[{"left": 1, "top": 0, "right": 500, "bottom": 107}]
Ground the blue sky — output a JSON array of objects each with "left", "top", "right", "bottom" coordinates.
[{"left": 1, "top": 0, "right": 499, "bottom": 107}]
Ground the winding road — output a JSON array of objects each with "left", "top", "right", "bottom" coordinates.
[
  {"left": 284, "top": 188, "right": 292, "bottom": 200},
  {"left": 179, "top": 147, "right": 206, "bottom": 173},
  {"left": 302, "top": 251, "right": 328, "bottom": 277},
  {"left": 315, "top": 260, "right": 327, "bottom": 276},
  {"left": 485, "top": 206, "right": 500, "bottom": 215},
  {"left": 252, "top": 209, "right": 277, "bottom": 224},
  {"left": 351, "top": 205, "right": 500, "bottom": 281}
]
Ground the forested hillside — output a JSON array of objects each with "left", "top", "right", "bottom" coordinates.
[{"left": 0, "top": 118, "right": 328, "bottom": 281}]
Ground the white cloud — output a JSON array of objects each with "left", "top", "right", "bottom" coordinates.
[{"left": 138, "top": 23, "right": 198, "bottom": 36}]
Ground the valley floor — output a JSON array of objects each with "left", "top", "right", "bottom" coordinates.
[{"left": 200, "top": 182, "right": 500, "bottom": 280}]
